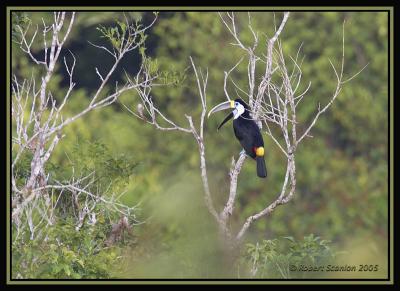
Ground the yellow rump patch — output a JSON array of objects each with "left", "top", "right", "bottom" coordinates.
[{"left": 256, "top": 147, "right": 264, "bottom": 157}]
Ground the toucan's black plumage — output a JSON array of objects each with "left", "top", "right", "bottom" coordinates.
[{"left": 208, "top": 98, "right": 267, "bottom": 178}]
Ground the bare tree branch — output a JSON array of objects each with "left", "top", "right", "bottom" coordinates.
[
  {"left": 220, "top": 152, "right": 247, "bottom": 225},
  {"left": 125, "top": 14, "right": 366, "bottom": 247},
  {"left": 12, "top": 12, "right": 157, "bottom": 239}
]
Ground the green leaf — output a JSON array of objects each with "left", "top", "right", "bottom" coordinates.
[
  {"left": 63, "top": 265, "right": 71, "bottom": 277},
  {"left": 76, "top": 259, "right": 85, "bottom": 267},
  {"left": 283, "top": 236, "right": 295, "bottom": 242}
]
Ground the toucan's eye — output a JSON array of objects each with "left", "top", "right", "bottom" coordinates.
[{"left": 235, "top": 102, "right": 239, "bottom": 107}]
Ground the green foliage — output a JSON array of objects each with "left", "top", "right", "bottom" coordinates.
[
  {"left": 243, "top": 234, "right": 339, "bottom": 278},
  {"left": 12, "top": 219, "right": 126, "bottom": 279},
  {"left": 11, "top": 150, "right": 33, "bottom": 187},
  {"left": 96, "top": 19, "right": 146, "bottom": 51},
  {"left": 142, "top": 55, "right": 187, "bottom": 85},
  {"left": 12, "top": 140, "right": 138, "bottom": 279},
  {"left": 11, "top": 12, "right": 30, "bottom": 42},
  {"left": 65, "top": 140, "right": 138, "bottom": 191},
  {"left": 50, "top": 139, "right": 139, "bottom": 221},
  {"left": 11, "top": 11, "right": 388, "bottom": 279}
]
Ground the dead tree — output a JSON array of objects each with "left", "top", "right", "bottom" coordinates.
[
  {"left": 11, "top": 12, "right": 157, "bottom": 240},
  {"left": 124, "top": 12, "right": 367, "bottom": 248}
]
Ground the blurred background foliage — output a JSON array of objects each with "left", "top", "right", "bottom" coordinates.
[{"left": 11, "top": 11, "right": 388, "bottom": 279}]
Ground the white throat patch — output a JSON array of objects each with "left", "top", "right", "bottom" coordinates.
[{"left": 233, "top": 103, "right": 245, "bottom": 119}]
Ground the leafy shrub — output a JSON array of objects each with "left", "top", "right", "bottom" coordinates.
[
  {"left": 12, "top": 140, "right": 137, "bottom": 279},
  {"left": 242, "top": 234, "right": 340, "bottom": 278},
  {"left": 12, "top": 219, "right": 128, "bottom": 279}
]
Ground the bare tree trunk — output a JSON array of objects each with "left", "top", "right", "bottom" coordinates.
[{"left": 125, "top": 12, "right": 367, "bottom": 250}]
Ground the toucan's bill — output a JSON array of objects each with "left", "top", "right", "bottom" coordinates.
[
  {"left": 208, "top": 100, "right": 235, "bottom": 130},
  {"left": 217, "top": 112, "right": 234, "bottom": 130},
  {"left": 207, "top": 100, "right": 234, "bottom": 118}
]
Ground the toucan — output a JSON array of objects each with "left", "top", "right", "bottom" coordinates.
[{"left": 208, "top": 98, "right": 267, "bottom": 178}]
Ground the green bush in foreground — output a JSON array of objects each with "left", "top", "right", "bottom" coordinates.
[
  {"left": 242, "top": 234, "right": 339, "bottom": 278},
  {"left": 12, "top": 140, "right": 137, "bottom": 279},
  {"left": 12, "top": 220, "right": 127, "bottom": 279}
]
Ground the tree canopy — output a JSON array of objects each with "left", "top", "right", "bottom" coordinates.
[{"left": 10, "top": 10, "right": 389, "bottom": 279}]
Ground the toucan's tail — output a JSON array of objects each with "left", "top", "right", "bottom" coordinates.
[{"left": 256, "top": 156, "right": 267, "bottom": 178}]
